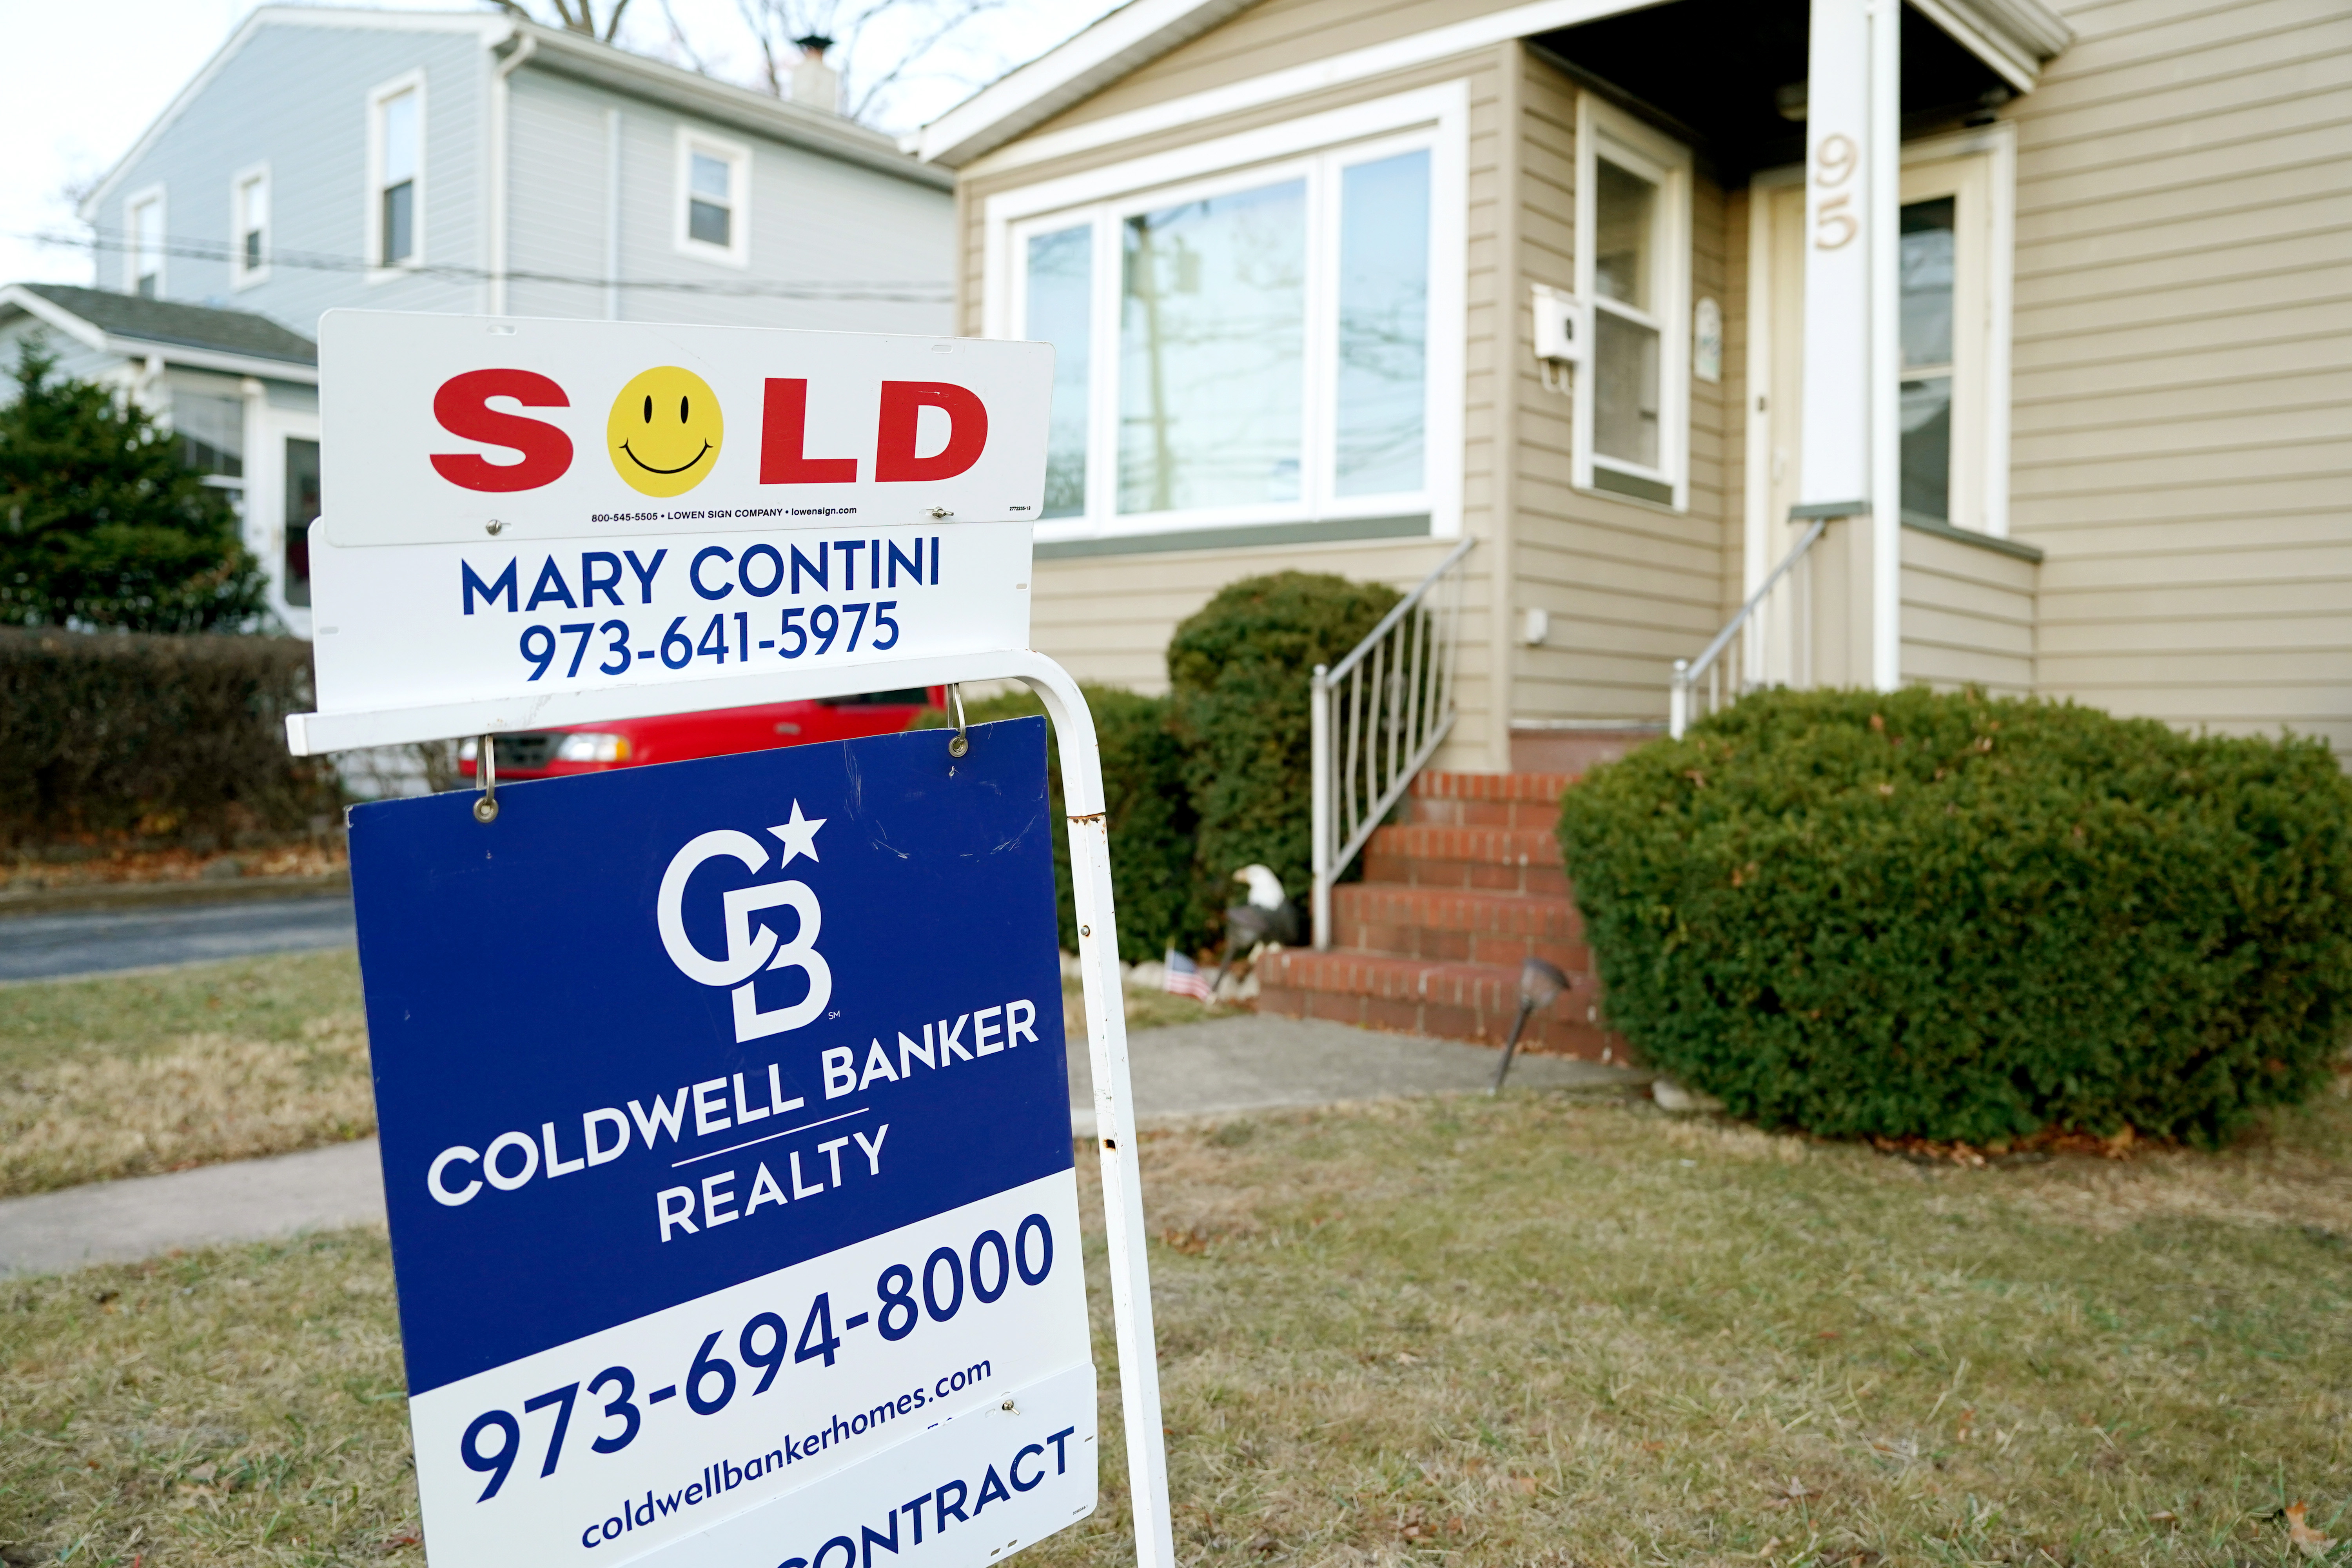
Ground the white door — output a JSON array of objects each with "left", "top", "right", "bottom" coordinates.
[{"left": 1744, "top": 140, "right": 2004, "bottom": 685}]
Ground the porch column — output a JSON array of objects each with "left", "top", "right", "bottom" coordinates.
[{"left": 1801, "top": 0, "right": 1902, "bottom": 690}]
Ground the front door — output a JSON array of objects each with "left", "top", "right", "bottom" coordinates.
[{"left": 1746, "top": 141, "right": 2000, "bottom": 684}]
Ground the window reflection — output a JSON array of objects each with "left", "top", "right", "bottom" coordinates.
[
  {"left": 1119, "top": 180, "right": 1307, "bottom": 514},
  {"left": 1594, "top": 310, "right": 1661, "bottom": 469},
  {"left": 1335, "top": 151, "right": 1429, "bottom": 497},
  {"left": 1899, "top": 197, "right": 1956, "bottom": 523},
  {"left": 1593, "top": 160, "right": 1654, "bottom": 310},
  {"left": 1026, "top": 225, "right": 1092, "bottom": 518}
]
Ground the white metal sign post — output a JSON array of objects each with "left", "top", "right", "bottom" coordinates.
[{"left": 290, "top": 311, "right": 1174, "bottom": 1568}]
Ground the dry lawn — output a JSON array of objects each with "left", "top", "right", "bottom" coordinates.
[
  {"left": 4, "top": 1087, "right": 2348, "bottom": 1567},
  {"left": 0, "top": 953, "right": 373, "bottom": 1196}
]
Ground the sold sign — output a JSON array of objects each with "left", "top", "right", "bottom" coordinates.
[{"left": 319, "top": 312, "right": 1051, "bottom": 549}]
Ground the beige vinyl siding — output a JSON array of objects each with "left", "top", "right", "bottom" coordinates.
[
  {"left": 1507, "top": 51, "right": 1733, "bottom": 729},
  {"left": 2012, "top": 0, "right": 2352, "bottom": 749},
  {"left": 1899, "top": 526, "right": 2038, "bottom": 696},
  {"left": 1029, "top": 0, "right": 1534, "bottom": 135},
  {"left": 958, "top": 36, "right": 1515, "bottom": 769}
]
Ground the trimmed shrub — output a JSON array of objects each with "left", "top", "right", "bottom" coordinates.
[
  {"left": 1167, "top": 572, "right": 1400, "bottom": 930},
  {"left": 1557, "top": 687, "right": 2352, "bottom": 1145},
  {"left": 915, "top": 684, "right": 1205, "bottom": 962},
  {"left": 0, "top": 626, "right": 339, "bottom": 848}
]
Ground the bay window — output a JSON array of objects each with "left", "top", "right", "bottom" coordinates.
[{"left": 996, "top": 87, "right": 1463, "bottom": 545}]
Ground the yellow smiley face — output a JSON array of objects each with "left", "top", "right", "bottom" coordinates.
[{"left": 607, "top": 367, "right": 722, "bottom": 497}]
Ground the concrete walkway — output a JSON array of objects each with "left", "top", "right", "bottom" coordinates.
[{"left": 0, "top": 1013, "right": 1644, "bottom": 1277}]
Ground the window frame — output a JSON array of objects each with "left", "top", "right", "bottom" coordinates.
[
  {"left": 1572, "top": 94, "right": 1693, "bottom": 511},
  {"left": 231, "top": 163, "right": 270, "bottom": 289},
  {"left": 366, "top": 70, "right": 427, "bottom": 280},
  {"left": 674, "top": 126, "right": 752, "bottom": 268},
  {"left": 124, "top": 185, "right": 165, "bottom": 298},
  {"left": 985, "top": 82, "right": 1467, "bottom": 545}
]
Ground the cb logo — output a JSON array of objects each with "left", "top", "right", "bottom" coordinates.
[{"left": 657, "top": 802, "right": 830, "bottom": 1042}]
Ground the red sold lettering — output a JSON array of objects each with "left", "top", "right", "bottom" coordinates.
[
  {"left": 759, "top": 378, "right": 858, "bottom": 483},
  {"left": 873, "top": 381, "right": 987, "bottom": 483},
  {"left": 430, "top": 369, "right": 573, "bottom": 492}
]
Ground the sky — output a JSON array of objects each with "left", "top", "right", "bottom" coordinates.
[{"left": 0, "top": 0, "right": 1121, "bottom": 289}]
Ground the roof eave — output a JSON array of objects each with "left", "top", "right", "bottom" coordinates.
[
  {"left": 0, "top": 286, "right": 111, "bottom": 354},
  {"left": 510, "top": 24, "right": 953, "bottom": 190},
  {"left": 101, "top": 336, "right": 320, "bottom": 383},
  {"left": 917, "top": 0, "right": 1257, "bottom": 169}
]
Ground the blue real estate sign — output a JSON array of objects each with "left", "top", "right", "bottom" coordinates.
[{"left": 349, "top": 718, "right": 1094, "bottom": 1568}]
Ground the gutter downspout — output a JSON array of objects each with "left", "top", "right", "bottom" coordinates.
[{"left": 489, "top": 29, "right": 539, "bottom": 318}]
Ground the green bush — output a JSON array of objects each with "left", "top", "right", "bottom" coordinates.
[
  {"left": 915, "top": 684, "right": 1205, "bottom": 962},
  {"left": 1558, "top": 687, "right": 2352, "bottom": 1145},
  {"left": 0, "top": 626, "right": 340, "bottom": 848},
  {"left": 1167, "top": 572, "right": 1400, "bottom": 929},
  {"left": 0, "top": 343, "right": 268, "bottom": 632}
]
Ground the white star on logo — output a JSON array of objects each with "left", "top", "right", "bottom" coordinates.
[{"left": 768, "top": 800, "right": 826, "bottom": 868}]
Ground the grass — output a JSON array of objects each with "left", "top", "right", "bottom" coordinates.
[
  {"left": 5, "top": 1086, "right": 2348, "bottom": 1566},
  {"left": 0, "top": 953, "right": 371, "bottom": 1197},
  {"left": 0, "top": 955, "right": 1212, "bottom": 1199}
]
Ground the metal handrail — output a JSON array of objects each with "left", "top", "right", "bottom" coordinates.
[
  {"left": 1309, "top": 538, "right": 1474, "bottom": 949},
  {"left": 1669, "top": 517, "right": 1829, "bottom": 739}
]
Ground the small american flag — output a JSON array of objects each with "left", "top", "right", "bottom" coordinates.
[{"left": 1163, "top": 947, "right": 1213, "bottom": 1002}]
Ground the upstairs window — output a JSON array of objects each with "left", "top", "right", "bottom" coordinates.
[
  {"left": 1007, "top": 118, "right": 1456, "bottom": 542},
  {"left": 369, "top": 74, "right": 424, "bottom": 272},
  {"left": 1573, "top": 97, "right": 1690, "bottom": 509},
  {"left": 676, "top": 131, "right": 750, "bottom": 266},
  {"left": 126, "top": 190, "right": 164, "bottom": 297},
  {"left": 233, "top": 167, "right": 269, "bottom": 285}
]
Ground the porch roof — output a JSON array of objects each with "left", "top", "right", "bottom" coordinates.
[
  {"left": 0, "top": 284, "right": 319, "bottom": 384},
  {"left": 916, "top": 0, "right": 2071, "bottom": 170}
]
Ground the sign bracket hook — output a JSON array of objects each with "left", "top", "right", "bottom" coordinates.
[
  {"left": 946, "top": 684, "right": 970, "bottom": 758},
  {"left": 472, "top": 734, "right": 499, "bottom": 823}
]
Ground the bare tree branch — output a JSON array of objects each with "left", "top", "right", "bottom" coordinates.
[{"left": 492, "top": 0, "right": 632, "bottom": 42}]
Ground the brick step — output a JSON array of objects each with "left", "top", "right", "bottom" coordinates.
[
  {"left": 1365, "top": 824, "right": 1561, "bottom": 865},
  {"left": 1332, "top": 884, "right": 1584, "bottom": 970},
  {"left": 1411, "top": 770, "right": 1575, "bottom": 802},
  {"left": 1361, "top": 824, "right": 1566, "bottom": 896},
  {"left": 1256, "top": 949, "right": 1611, "bottom": 1058}
]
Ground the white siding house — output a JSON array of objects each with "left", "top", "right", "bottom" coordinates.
[{"left": 51, "top": 6, "right": 956, "bottom": 628}]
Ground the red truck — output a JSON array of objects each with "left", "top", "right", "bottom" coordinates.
[{"left": 457, "top": 687, "right": 945, "bottom": 782}]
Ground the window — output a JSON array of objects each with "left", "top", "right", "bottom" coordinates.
[
  {"left": 1025, "top": 226, "right": 1091, "bottom": 518},
  {"left": 173, "top": 390, "right": 244, "bottom": 481},
  {"left": 232, "top": 166, "right": 269, "bottom": 286},
  {"left": 1005, "top": 111, "right": 1457, "bottom": 542},
  {"left": 284, "top": 437, "right": 320, "bottom": 608},
  {"left": 1898, "top": 196, "right": 1955, "bottom": 526},
  {"left": 1573, "top": 97, "right": 1691, "bottom": 509},
  {"left": 368, "top": 74, "right": 424, "bottom": 273},
  {"left": 126, "top": 189, "right": 164, "bottom": 298},
  {"left": 675, "top": 130, "right": 750, "bottom": 266}
]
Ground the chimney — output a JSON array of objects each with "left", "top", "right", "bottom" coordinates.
[{"left": 789, "top": 34, "right": 839, "bottom": 115}]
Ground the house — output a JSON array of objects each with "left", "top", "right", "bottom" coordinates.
[
  {"left": 51, "top": 5, "right": 956, "bottom": 630},
  {"left": 917, "top": 0, "right": 2350, "bottom": 1046}
]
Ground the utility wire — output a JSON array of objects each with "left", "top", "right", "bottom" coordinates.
[{"left": 16, "top": 229, "right": 954, "bottom": 304}]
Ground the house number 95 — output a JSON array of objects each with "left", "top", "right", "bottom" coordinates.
[{"left": 1813, "top": 133, "right": 1858, "bottom": 250}]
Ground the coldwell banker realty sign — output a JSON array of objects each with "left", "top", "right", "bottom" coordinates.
[{"left": 306, "top": 314, "right": 1160, "bottom": 1568}]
